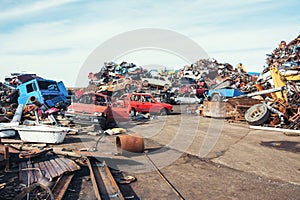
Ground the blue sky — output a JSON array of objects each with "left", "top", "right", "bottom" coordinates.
[{"left": 0, "top": 0, "right": 299, "bottom": 86}]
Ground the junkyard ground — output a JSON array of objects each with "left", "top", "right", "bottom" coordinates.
[{"left": 56, "top": 105, "right": 300, "bottom": 199}]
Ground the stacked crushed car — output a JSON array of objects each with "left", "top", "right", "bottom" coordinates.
[{"left": 244, "top": 34, "right": 300, "bottom": 129}]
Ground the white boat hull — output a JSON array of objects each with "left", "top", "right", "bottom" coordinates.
[{"left": 16, "top": 125, "right": 67, "bottom": 144}]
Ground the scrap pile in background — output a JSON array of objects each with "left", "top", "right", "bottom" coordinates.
[{"left": 243, "top": 34, "right": 300, "bottom": 129}]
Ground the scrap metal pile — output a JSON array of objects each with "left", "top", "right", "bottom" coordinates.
[
  {"left": 0, "top": 33, "right": 299, "bottom": 200},
  {"left": 86, "top": 58, "right": 257, "bottom": 103},
  {"left": 245, "top": 34, "right": 300, "bottom": 129}
]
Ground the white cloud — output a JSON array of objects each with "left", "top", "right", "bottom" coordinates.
[
  {"left": 0, "top": 0, "right": 299, "bottom": 86},
  {"left": 0, "top": 0, "right": 78, "bottom": 20}
]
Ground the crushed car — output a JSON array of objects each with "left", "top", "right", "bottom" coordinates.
[
  {"left": 65, "top": 92, "right": 129, "bottom": 129},
  {"left": 17, "top": 78, "right": 69, "bottom": 109}
]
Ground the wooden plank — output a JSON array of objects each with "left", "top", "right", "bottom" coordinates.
[
  {"left": 87, "top": 158, "right": 124, "bottom": 200},
  {"left": 27, "top": 161, "right": 36, "bottom": 184},
  {"left": 51, "top": 173, "right": 75, "bottom": 200},
  {"left": 0, "top": 144, "right": 20, "bottom": 154},
  {"left": 19, "top": 162, "right": 28, "bottom": 184},
  {"left": 73, "top": 150, "right": 129, "bottom": 160},
  {"left": 87, "top": 158, "right": 101, "bottom": 200},
  {"left": 0, "top": 139, "right": 23, "bottom": 144},
  {"left": 38, "top": 160, "right": 51, "bottom": 179},
  {"left": 33, "top": 162, "right": 42, "bottom": 182}
]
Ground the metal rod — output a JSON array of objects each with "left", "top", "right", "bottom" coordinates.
[{"left": 144, "top": 152, "right": 185, "bottom": 200}]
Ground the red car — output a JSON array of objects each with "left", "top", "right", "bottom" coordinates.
[
  {"left": 65, "top": 92, "right": 129, "bottom": 129},
  {"left": 178, "top": 84, "right": 206, "bottom": 97},
  {"left": 118, "top": 93, "right": 173, "bottom": 116}
]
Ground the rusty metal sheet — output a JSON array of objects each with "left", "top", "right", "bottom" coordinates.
[
  {"left": 202, "top": 98, "right": 261, "bottom": 120},
  {"left": 202, "top": 101, "right": 228, "bottom": 118},
  {"left": 19, "top": 157, "right": 80, "bottom": 185}
]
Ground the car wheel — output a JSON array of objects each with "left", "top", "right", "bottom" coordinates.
[
  {"left": 164, "top": 84, "right": 170, "bottom": 90},
  {"left": 160, "top": 108, "right": 169, "bottom": 116},
  {"left": 130, "top": 108, "right": 137, "bottom": 117},
  {"left": 245, "top": 104, "right": 270, "bottom": 126},
  {"left": 211, "top": 93, "right": 222, "bottom": 102}
]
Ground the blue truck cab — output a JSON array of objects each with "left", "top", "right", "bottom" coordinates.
[
  {"left": 206, "top": 88, "right": 244, "bottom": 101},
  {"left": 17, "top": 78, "right": 69, "bottom": 107}
]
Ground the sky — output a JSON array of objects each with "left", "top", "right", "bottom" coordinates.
[{"left": 0, "top": 0, "right": 299, "bottom": 87}]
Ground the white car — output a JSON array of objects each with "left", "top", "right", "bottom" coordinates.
[
  {"left": 141, "top": 76, "right": 172, "bottom": 89},
  {"left": 98, "top": 77, "right": 132, "bottom": 92},
  {"left": 174, "top": 94, "right": 202, "bottom": 104}
]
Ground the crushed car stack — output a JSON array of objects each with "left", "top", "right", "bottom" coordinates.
[{"left": 244, "top": 34, "right": 300, "bottom": 129}]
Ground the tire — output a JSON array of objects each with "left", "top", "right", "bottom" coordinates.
[
  {"left": 125, "top": 84, "right": 131, "bottom": 92},
  {"left": 142, "top": 80, "right": 149, "bottom": 87},
  {"left": 160, "top": 108, "right": 169, "bottom": 116},
  {"left": 245, "top": 104, "right": 270, "bottom": 126},
  {"left": 164, "top": 84, "right": 170, "bottom": 90},
  {"left": 130, "top": 108, "right": 137, "bottom": 117},
  {"left": 211, "top": 93, "right": 222, "bottom": 102}
]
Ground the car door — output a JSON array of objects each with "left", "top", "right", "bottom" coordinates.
[
  {"left": 129, "top": 94, "right": 142, "bottom": 113},
  {"left": 109, "top": 97, "right": 130, "bottom": 122},
  {"left": 183, "top": 94, "right": 190, "bottom": 104},
  {"left": 143, "top": 95, "right": 162, "bottom": 113},
  {"left": 139, "top": 94, "right": 152, "bottom": 112}
]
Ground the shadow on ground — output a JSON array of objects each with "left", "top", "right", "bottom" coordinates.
[{"left": 260, "top": 141, "right": 300, "bottom": 153}]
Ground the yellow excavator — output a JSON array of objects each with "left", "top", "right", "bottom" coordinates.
[{"left": 245, "top": 65, "right": 300, "bottom": 128}]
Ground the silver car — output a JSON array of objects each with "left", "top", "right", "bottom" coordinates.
[{"left": 174, "top": 94, "right": 202, "bottom": 104}]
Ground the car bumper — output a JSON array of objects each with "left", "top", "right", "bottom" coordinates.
[{"left": 65, "top": 113, "right": 106, "bottom": 125}]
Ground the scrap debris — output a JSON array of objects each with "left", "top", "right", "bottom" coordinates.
[{"left": 0, "top": 32, "right": 299, "bottom": 199}]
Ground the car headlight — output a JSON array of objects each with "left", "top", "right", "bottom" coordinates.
[{"left": 94, "top": 112, "right": 103, "bottom": 116}]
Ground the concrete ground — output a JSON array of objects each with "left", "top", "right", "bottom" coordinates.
[{"left": 58, "top": 105, "right": 300, "bottom": 199}]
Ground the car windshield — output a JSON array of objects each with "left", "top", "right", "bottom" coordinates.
[
  {"left": 77, "top": 94, "right": 108, "bottom": 106},
  {"left": 38, "top": 80, "right": 59, "bottom": 91},
  {"left": 95, "top": 95, "right": 108, "bottom": 106}
]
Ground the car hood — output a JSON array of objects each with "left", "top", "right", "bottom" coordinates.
[{"left": 67, "top": 103, "right": 108, "bottom": 113}]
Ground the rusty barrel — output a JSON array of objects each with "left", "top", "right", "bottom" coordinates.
[{"left": 116, "top": 134, "right": 144, "bottom": 154}]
